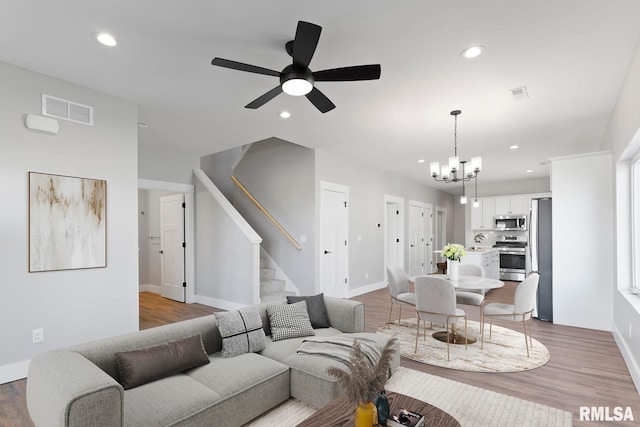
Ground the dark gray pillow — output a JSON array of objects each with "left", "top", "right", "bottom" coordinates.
[
  {"left": 115, "top": 334, "right": 209, "bottom": 389},
  {"left": 287, "top": 293, "right": 330, "bottom": 328},
  {"left": 267, "top": 300, "right": 315, "bottom": 341},
  {"left": 215, "top": 306, "right": 266, "bottom": 358}
]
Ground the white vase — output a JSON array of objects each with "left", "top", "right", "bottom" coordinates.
[{"left": 449, "top": 260, "right": 460, "bottom": 281}]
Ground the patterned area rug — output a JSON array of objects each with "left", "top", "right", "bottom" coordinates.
[
  {"left": 245, "top": 367, "right": 572, "bottom": 426},
  {"left": 376, "top": 318, "right": 550, "bottom": 372}
]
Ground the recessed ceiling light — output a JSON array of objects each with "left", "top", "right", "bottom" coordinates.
[
  {"left": 526, "top": 169, "right": 533, "bottom": 173},
  {"left": 279, "top": 111, "right": 291, "bottom": 119},
  {"left": 418, "top": 159, "right": 425, "bottom": 163},
  {"left": 510, "top": 145, "right": 520, "bottom": 150},
  {"left": 461, "top": 46, "right": 484, "bottom": 59},
  {"left": 97, "top": 32, "right": 117, "bottom": 47}
]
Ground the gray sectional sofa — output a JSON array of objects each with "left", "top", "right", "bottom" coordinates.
[{"left": 26, "top": 296, "right": 400, "bottom": 426}]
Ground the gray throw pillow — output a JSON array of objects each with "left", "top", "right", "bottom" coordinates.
[
  {"left": 115, "top": 334, "right": 209, "bottom": 389},
  {"left": 267, "top": 300, "right": 315, "bottom": 341},
  {"left": 215, "top": 306, "right": 266, "bottom": 358},
  {"left": 287, "top": 293, "right": 330, "bottom": 328}
]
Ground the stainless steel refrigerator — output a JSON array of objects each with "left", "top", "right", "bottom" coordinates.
[{"left": 529, "top": 197, "right": 553, "bottom": 322}]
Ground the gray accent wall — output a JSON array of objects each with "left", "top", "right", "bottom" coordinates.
[
  {"left": 0, "top": 61, "right": 138, "bottom": 383},
  {"left": 233, "top": 138, "right": 316, "bottom": 296}
]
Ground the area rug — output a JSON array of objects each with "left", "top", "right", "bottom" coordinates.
[
  {"left": 244, "top": 367, "right": 572, "bottom": 426},
  {"left": 376, "top": 318, "right": 550, "bottom": 372}
]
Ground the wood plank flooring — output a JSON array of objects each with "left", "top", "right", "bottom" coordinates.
[{"left": 2, "top": 288, "right": 639, "bottom": 426}]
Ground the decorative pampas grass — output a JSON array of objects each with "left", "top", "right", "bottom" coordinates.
[{"left": 327, "top": 338, "right": 397, "bottom": 406}]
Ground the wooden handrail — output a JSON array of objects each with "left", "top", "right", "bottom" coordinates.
[{"left": 231, "top": 175, "right": 302, "bottom": 251}]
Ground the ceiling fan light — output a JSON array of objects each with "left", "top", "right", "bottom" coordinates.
[{"left": 282, "top": 78, "right": 313, "bottom": 96}]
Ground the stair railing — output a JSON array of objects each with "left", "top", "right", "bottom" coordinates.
[{"left": 231, "top": 175, "right": 302, "bottom": 251}]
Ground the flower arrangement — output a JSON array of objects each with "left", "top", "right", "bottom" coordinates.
[
  {"left": 474, "top": 233, "right": 486, "bottom": 246},
  {"left": 442, "top": 243, "right": 466, "bottom": 261},
  {"left": 326, "top": 338, "right": 397, "bottom": 406}
]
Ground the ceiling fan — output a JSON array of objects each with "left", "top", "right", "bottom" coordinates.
[{"left": 211, "top": 21, "right": 381, "bottom": 113}]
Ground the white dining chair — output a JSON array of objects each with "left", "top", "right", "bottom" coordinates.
[
  {"left": 415, "top": 276, "right": 467, "bottom": 361},
  {"left": 481, "top": 272, "right": 540, "bottom": 356},
  {"left": 385, "top": 265, "right": 416, "bottom": 326},
  {"left": 454, "top": 264, "right": 486, "bottom": 323}
]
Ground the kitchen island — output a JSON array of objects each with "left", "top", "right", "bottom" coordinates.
[{"left": 460, "top": 247, "right": 500, "bottom": 279}]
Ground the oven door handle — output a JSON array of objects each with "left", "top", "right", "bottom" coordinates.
[{"left": 500, "top": 251, "right": 526, "bottom": 255}]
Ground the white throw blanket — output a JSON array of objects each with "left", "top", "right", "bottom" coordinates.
[{"left": 296, "top": 335, "right": 382, "bottom": 367}]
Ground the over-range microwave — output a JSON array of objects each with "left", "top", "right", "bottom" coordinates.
[{"left": 494, "top": 214, "right": 527, "bottom": 231}]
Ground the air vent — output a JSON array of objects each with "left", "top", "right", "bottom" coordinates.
[
  {"left": 509, "top": 86, "right": 529, "bottom": 100},
  {"left": 42, "top": 94, "right": 93, "bottom": 126}
]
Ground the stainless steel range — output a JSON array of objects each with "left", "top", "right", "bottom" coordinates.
[{"left": 493, "top": 235, "right": 527, "bottom": 281}]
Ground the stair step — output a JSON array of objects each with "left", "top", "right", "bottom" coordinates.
[
  {"left": 260, "top": 268, "right": 276, "bottom": 280},
  {"left": 260, "top": 291, "right": 296, "bottom": 304},
  {"left": 260, "top": 278, "right": 286, "bottom": 295}
]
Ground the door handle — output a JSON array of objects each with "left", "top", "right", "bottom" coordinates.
[
  {"left": 159, "top": 250, "right": 164, "bottom": 254},
  {"left": 324, "top": 250, "right": 332, "bottom": 254}
]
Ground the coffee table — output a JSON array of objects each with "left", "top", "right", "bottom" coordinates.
[{"left": 296, "top": 391, "right": 460, "bottom": 427}]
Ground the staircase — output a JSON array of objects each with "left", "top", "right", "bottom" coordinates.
[{"left": 260, "top": 255, "right": 296, "bottom": 303}]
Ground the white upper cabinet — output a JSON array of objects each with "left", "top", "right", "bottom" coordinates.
[
  {"left": 470, "top": 198, "right": 495, "bottom": 230},
  {"left": 495, "top": 195, "right": 528, "bottom": 215}
]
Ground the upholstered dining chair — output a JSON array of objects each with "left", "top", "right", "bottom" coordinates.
[
  {"left": 414, "top": 276, "right": 467, "bottom": 361},
  {"left": 385, "top": 265, "right": 416, "bottom": 326},
  {"left": 454, "top": 264, "right": 486, "bottom": 325},
  {"left": 481, "top": 272, "right": 540, "bottom": 357}
]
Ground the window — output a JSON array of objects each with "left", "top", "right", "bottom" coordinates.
[{"left": 631, "top": 152, "right": 640, "bottom": 293}]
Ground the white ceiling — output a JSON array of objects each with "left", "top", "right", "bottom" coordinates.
[{"left": 2, "top": 0, "right": 640, "bottom": 194}]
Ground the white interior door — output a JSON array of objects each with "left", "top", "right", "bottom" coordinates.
[
  {"left": 160, "top": 194, "right": 185, "bottom": 302},
  {"left": 385, "top": 196, "right": 404, "bottom": 271},
  {"left": 434, "top": 207, "right": 447, "bottom": 270},
  {"left": 425, "top": 204, "right": 434, "bottom": 272},
  {"left": 320, "top": 184, "right": 349, "bottom": 298},
  {"left": 408, "top": 202, "right": 425, "bottom": 276}
]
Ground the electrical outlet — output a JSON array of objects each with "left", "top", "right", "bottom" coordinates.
[
  {"left": 365, "top": 273, "right": 369, "bottom": 279},
  {"left": 629, "top": 323, "right": 633, "bottom": 339},
  {"left": 32, "top": 328, "right": 44, "bottom": 344}
]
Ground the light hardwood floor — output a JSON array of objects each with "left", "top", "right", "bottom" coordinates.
[{"left": 1, "top": 286, "right": 639, "bottom": 427}]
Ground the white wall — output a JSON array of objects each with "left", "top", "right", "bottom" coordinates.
[
  {"left": 601, "top": 38, "right": 640, "bottom": 391},
  {"left": 550, "top": 152, "right": 614, "bottom": 331},
  {"left": 139, "top": 143, "right": 200, "bottom": 185},
  {"left": 0, "top": 62, "right": 139, "bottom": 383},
  {"left": 194, "top": 176, "right": 260, "bottom": 309}
]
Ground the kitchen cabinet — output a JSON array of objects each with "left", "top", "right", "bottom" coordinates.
[
  {"left": 470, "top": 198, "right": 495, "bottom": 230},
  {"left": 495, "top": 195, "right": 528, "bottom": 215},
  {"left": 461, "top": 248, "right": 500, "bottom": 279}
]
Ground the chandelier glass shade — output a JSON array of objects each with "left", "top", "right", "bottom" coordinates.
[{"left": 430, "top": 110, "right": 482, "bottom": 204}]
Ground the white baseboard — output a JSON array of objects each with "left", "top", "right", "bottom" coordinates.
[
  {"left": 139, "top": 284, "right": 161, "bottom": 293},
  {"left": 612, "top": 322, "right": 640, "bottom": 394},
  {"left": 0, "top": 359, "right": 30, "bottom": 384},
  {"left": 346, "top": 281, "right": 387, "bottom": 298},
  {"left": 194, "top": 295, "right": 246, "bottom": 311}
]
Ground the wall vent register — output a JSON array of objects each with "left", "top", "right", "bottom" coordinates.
[{"left": 42, "top": 94, "right": 93, "bottom": 126}]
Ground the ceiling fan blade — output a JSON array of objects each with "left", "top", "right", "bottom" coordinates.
[
  {"left": 305, "top": 87, "right": 335, "bottom": 113},
  {"left": 245, "top": 86, "right": 283, "bottom": 109},
  {"left": 211, "top": 57, "right": 280, "bottom": 77},
  {"left": 292, "top": 21, "right": 322, "bottom": 69},
  {"left": 313, "top": 64, "right": 381, "bottom": 82}
]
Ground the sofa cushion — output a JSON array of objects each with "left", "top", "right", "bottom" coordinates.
[
  {"left": 287, "top": 293, "right": 331, "bottom": 328},
  {"left": 115, "top": 334, "right": 209, "bottom": 389},
  {"left": 215, "top": 306, "right": 266, "bottom": 358},
  {"left": 267, "top": 301, "right": 315, "bottom": 341},
  {"left": 123, "top": 374, "right": 220, "bottom": 426}
]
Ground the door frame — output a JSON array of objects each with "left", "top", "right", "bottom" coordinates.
[
  {"left": 139, "top": 179, "right": 195, "bottom": 304},
  {"left": 384, "top": 195, "right": 405, "bottom": 277},
  {"left": 319, "top": 181, "right": 349, "bottom": 298},
  {"left": 434, "top": 206, "right": 447, "bottom": 271}
]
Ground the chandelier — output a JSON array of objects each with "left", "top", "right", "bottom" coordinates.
[{"left": 430, "top": 110, "right": 482, "bottom": 205}]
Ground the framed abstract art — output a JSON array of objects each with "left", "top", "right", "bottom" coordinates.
[{"left": 29, "top": 172, "right": 107, "bottom": 272}]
